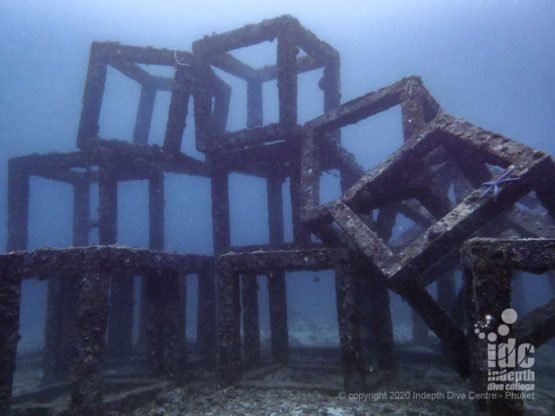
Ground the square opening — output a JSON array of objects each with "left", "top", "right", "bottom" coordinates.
[
  {"left": 512, "top": 271, "right": 555, "bottom": 317},
  {"left": 229, "top": 173, "right": 269, "bottom": 246},
  {"left": 319, "top": 169, "right": 342, "bottom": 204},
  {"left": 98, "top": 62, "right": 180, "bottom": 147},
  {"left": 212, "top": 68, "right": 246, "bottom": 132},
  {"left": 194, "top": 19, "right": 337, "bottom": 151},
  {"left": 390, "top": 291, "right": 414, "bottom": 344},
  {"left": 165, "top": 173, "right": 212, "bottom": 254},
  {"left": 148, "top": 89, "right": 172, "bottom": 147},
  {"left": 99, "top": 66, "right": 142, "bottom": 142},
  {"left": 230, "top": 40, "right": 277, "bottom": 69},
  {"left": 286, "top": 271, "right": 339, "bottom": 347},
  {"left": 341, "top": 105, "right": 404, "bottom": 171},
  {"left": 261, "top": 79, "right": 278, "bottom": 125},
  {"left": 309, "top": 114, "right": 546, "bottom": 291},
  {"left": 118, "top": 180, "right": 149, "bottom": 248},
  {"left": 29, "top": 177, "right": 73, "bottom": 248},
  {"left": 14, "top": 277, "right": 48, "bottom": 395},
  {"left": 205, "top": 57, "right": 328, "bottom": 140},
  {"left": 298, "top": 68, "right": 325, "bottom": 124}
]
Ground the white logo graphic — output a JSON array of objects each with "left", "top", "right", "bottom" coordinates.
[{"left": 474, "top": 308, "right": 535, "bottom": 392}]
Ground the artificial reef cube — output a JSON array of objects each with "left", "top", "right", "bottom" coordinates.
[
  {"left": 301, "top": 111, "right": 555, "bottom": 374},
  {"left": 192, "top": 15, "right": 340, "bottom": 152},
  {"left": 77, "top": 41, "right": 230, "bottom": 153}
]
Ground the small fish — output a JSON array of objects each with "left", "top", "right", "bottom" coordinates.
[{"left": 312, "top": 275, "right": 320, "bottom": 283}]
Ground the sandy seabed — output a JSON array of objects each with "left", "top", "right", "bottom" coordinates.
[
  {"left": 13, "top": 322, "right": 555, "bottom": 416},
  {"left": 128, "top": 323, "right": 554, "bottom": 416}
]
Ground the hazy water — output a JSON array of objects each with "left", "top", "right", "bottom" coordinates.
[{"left": 1, "top": 0, "right": 554, "bottom": 352}]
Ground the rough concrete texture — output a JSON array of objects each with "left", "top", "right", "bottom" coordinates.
[{"left": 3, "top": 14, "right": 555, "bottom": 416}]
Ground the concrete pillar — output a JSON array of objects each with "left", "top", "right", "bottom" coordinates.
[
  {"left": 335, "top": 263, "right": 366, "bottom": 392},
  {"left": 2, "top": 161, "right": 27, "bottom": 410},
  {"left": 247, "top": 79, "right": 263, "bottom": 128},
  {"left": 464, "top": 255, "right": 523, "bottom": 416},
  {"left": 217, "top": 265, "right": 241, "bottom": 384},
  {"left": 7, "top": 160, "right": 29, "bottom": 251},
  {"left": 133, "top": 85, "right": 156, "bottom": 145},
  {"left": 70, "top": 271, "right": 110, "bottom": 416},
  {"left": 0, "top": 256, "right": 23, "bottom": 412},
  {"left": 77, "top": 42, "right": 107, "bottom": 149},
  {"left": 164, "top": 67, "right": 191, "bottom": 153},
  {"left": 277, "top": 28, "right": 297, "bottom": 132}
]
